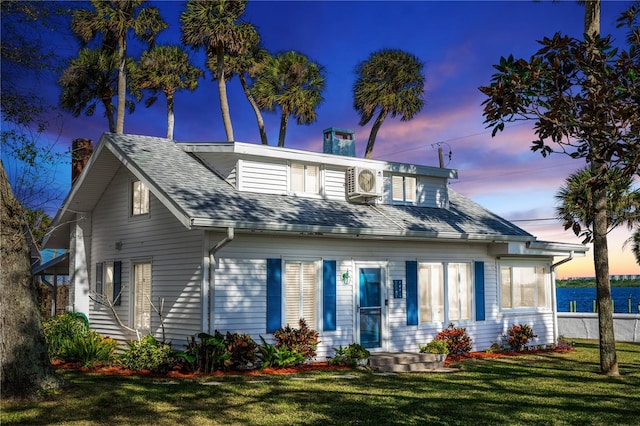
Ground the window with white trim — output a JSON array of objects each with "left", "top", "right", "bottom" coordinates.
[
  {"left": 131, "top": 180, "right": 149, "bottom": 216},
  {"left": 133, "top": 262, "right": 152, "bottom": 330},
  {"left": 500, "top": 264, "right": 548, "bottom": 310},
  {"left": 392, "top": 175, "right": 416, "bottom": 203},
  {"left": 284, "top": 260, "right": 318, "bottom": 327},
  {"left": 95, "top": 261, "right": 119, "bottom": 304},
  {"left": 290, "top": 163, "right": 319, "bottom": 194},
  {"left": 419, "top": 261, "right": 472, "bottom": 323}
]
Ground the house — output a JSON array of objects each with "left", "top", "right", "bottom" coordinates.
[{"left": 44, "top": 130, "right": 587, "bottom": 357}]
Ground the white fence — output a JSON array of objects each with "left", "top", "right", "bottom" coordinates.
[{"left": 557, "top": 313, "right": 640, "bottom": 342}]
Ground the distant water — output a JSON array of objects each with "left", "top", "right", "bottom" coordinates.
[{"left": 556, "top": 287, "right": 640, "bottom": 313}]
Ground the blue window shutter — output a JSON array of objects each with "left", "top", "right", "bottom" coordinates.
[
  {"left": 113, "top": 261, "right": 122, "bottom": 306},
  {"left": 475, "top": 261, "right": 485, "bottom": 321},
  {"left": 323, "top": 260, "right": 336, "bottom": 331},
  {"left": 266, "top": 259, "right": 282, "bottom": 333},
  {"left": 406, "top": 261, "right": 418, "bottom": 325}
]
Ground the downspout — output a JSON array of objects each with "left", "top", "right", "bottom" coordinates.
[
  {"left": 551, "top": 251, "right": 574, "bottom": 344},
  {"left": 204, "top": 227, "right": 235, "bottom": 333}
]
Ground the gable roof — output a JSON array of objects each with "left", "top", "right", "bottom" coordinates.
[{"left": 45, "top": 133, "right": 579, "bottom": 254}]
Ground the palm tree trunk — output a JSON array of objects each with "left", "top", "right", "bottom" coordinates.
[
  {"left": 364, "top": 109, "right": 387, "bottom": 159},
  {"left": 217, "top": 46, "right": 234, "bottom": 141},
  {"left": 278, "top": 112, "right": 289, "bottom": 147},
  {"left": 116, "top": 37, "right": 127, "bottom": 134},
  {"left": 102, "top": 96, "right": 116, "bottom": 133},
  {"left": 239, "top": 74, "right": 268, "bottom": 145},
  {"left": 166, "top": 92, "right": 175, "bottom": 140}
]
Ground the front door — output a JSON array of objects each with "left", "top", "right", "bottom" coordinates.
[{"left": 358, "top": 266, "right": 384, "bottom": 349}]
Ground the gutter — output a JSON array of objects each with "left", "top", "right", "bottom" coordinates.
[{"left": 203, "top": 227, "right": 235, "bottom": 333}]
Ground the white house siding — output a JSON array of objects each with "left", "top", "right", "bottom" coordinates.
[
  {"left": 324, "top": 167, "right": 347, "bottom": 200},
  {"left": 211, "top": 234, "right": 558, "bottom": 359},
  {"left": 88, "top": 166, "right": 204, "bottom": 348},
  {"left": 417, "top": 176, "right": 448, "bottom": 208},
  {"left": 238, "top": 159, "right": 288, "bottom": 194}
]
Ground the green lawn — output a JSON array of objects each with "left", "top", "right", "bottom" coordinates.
[{"left": 3, "top": 340, "right": 640, "bottom": 425}]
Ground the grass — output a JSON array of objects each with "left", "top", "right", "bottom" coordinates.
[{"left": 2, "top": 340, "right": 640, "bottom": 425}]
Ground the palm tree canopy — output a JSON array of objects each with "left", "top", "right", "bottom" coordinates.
[
  {"left": 72, "top": 0, "right": 166, "bottom": 48},
  {"left": 353, "top": 49, "right": 425, "bottom": 126},
  {"left": 208, "top": 23, "right": 261, "bottom": 81},
  {"left": 132, "top": 45, "right": 202, "bottom": 103},
  {"left": 59, "top": 48, "right": 119, "bottom": 118},
  {"left": 252, "top": 50, "right": 326, "bottom": 125},
  {"left": 180, "top": 0, "right": 250, "bottom": 55},
  {"left": 556, "top": 166, "right": 640, "bottom": 237}
]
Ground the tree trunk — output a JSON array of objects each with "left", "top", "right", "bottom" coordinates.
[
  {"left": 102, "top": 96, "right": 116, "bottom": 133},
  {"left": 116, "top": 37, "right": 127, "bottom": 134},
  {"left": 0, "top": 161, "right": 63, "bottom": 399},
  {"left": 166, "top": 92, "right": 175, "bottom": 140},
  {"left": 239, "top": 74, "right": 268, "bottom": 145},
  {"left": 278, "top": 112, "right": 289, "bottom": 147},
  {"left": 584, "top": 0, "right": 618, "bottom": 376},
  {"left": 364, "top": 109, "right": 387, "bottom": 159},
  {"left": 217, "top": 46, "right": 234, "bottom": 142}
]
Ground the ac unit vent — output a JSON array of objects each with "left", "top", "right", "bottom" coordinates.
[{"left": 346, "top": 167, "right": 383, "bottom": 201}]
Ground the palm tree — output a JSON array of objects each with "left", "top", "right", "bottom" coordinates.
[
  {"left": 59, "top": 47, "right": 121, "bottom": 133},
  {"left": 353, "top": 49, "right": 425, "bottom": 159},
  {"left": 556, "top": 166, "right": 640, "bottom": 263},
  {"left": 131, "top": 45, "right": 203, "bottom": 140},
  {"left": 221, "top": 33, "right": 270, "bottom": 145},
  {"left": 624, "top": 230, "right": 640, "bottom": 266},
  {"left": 180, "top": 0, "right": 257, "bottom": 142},
  {"left": 72, "top": 0, "right": 167, "bottom": 134},
  {"left": 252, "top": 51, "right": 326, "bottom": 147}
]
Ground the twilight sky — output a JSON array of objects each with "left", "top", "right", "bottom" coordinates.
[{"left": 7, "top": 0, "right": 639, "bottom": 278}]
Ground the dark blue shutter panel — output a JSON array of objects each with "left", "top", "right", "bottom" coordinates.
[
  {"left": 266, "top": 259, "right": 282, "bottom": 333},
  {"left": 322, "top": 260, "right": 336, "bottom": 331},
  {"left": 474, "top": 261, "right": 485, "bottom": 321},
  {"left": 113, "top": 261, "right": 122, "bottom": 306},
  {"left": 406, "top": 261, "right": 418, "bottom": 325},
  {"left": 96, "top": 263, "right": 103, "bottom": 295}
]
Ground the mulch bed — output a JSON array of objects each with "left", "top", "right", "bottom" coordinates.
[{"left": 52, "top": 348, "right": 575, "bottom": 378}]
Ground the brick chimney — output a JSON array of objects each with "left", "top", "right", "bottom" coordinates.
[{"left": 71, "top": 138, "right": 94, "bottom": 185}]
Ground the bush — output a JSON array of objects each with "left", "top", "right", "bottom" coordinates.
[
  {"left": 223, "top": 331, "right": 258, "bottom": 371},
  {"left": 419, "top": 340, "right": 449, "bottom": 355},
  {"left": 332, "top": 343, "right": 370, "bottom": 367},
  {"left": 273, "top": 318, "right": 319, "bottom": 361},
  {"left": 435, "top": 323, "right": 472, "bottom": 354},
  {"left": 118, "top": 335, "right": 176, "bottom": 373},
  {"left": 505, "top": 324, "right": 538, "bottom": 351},
  {"left": 177, "top": 332, "right": 227, "bottom": 374},
  {"left": 43, "top": 313, "right": 117, "bottom": 366},
  {"left": 257, "top": 336, "right": 304, "bottom": 368},
  {"left": 556, "top": 335, "right": 574, "bottom": 351}
]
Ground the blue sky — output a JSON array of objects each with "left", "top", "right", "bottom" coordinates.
[{"left": 7, "top": 1, "right": 639, "bottom": 277}]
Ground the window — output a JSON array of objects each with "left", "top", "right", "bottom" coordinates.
[
  {"left": 392, "top": 175, "right": 416, "bottom": 203},
  {"left": 418, "top": 261, "right": 472, "bottom": 323},
  {"left": 133, "top": 262, "right": 152, "bottom": 330},
  {"left": 95, "top": 261, "right": 121, "bottom": 305},
  {"left": 500, "top": 264, "right": 548, "bottom": 310},
  {"left": 131, "top": 180, "right": 149, "bottom": 216},
  {"left": 284, "top": 261, "right": 317, "bottom": 326},
  {"left": 291, "top": 163, "right": 319, "bottom": 194}
]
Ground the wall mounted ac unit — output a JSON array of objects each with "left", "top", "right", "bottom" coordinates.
[{"left": 346, "top": 167, "right": 383, "bottom": 201}]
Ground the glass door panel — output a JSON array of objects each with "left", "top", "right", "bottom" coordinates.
[{"left": 359, "top": 267, "right": 381, "bottom": 349}]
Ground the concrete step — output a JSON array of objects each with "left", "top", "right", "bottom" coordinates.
[{"left": 368, "top": 352, "right": 447, "bottom": 372}]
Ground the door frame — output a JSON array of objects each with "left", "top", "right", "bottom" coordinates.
[{"left": 354, "top": 261, "right": 388, "bottom": 352}]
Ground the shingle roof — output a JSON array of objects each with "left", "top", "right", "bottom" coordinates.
[{"left": 106, "top": 133, "right": 533, "bottom": 242}]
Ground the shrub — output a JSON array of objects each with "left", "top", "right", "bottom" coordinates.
[
  {"left": 556, "top": 335, "right": 574, "bottom": 351},
  {"left": 118, "top": 335, "right": 176, "bottom": 373},
  {"left": 486, "top": 342, "right": 503, "bottom": 354},
  {"left": 257, "top": 337, "right": 304, "bottom": 368},
  {"left": 44, "top": 313, "right": 89, "bottom": 359},
  {"left": 177, "top": 331, "right": 228, "bottom": 374},
  {"left": 419, "top": 340, "right": 449, "bottom": 355},
  {"left": 505, "top": 324, "right": 538, "bottom": 351},
  {"left": 223, "top": 331, "right": 258, "bottom": 371},
  {"left": 332, "top": 343, "right": 370, "bottom": 367},
  {"left": 43, "top": 313, "right": 117, "bottom": 366},
  {"left": 273, "top": 318, "right": 319, "bottom": 361},
  {"left": 435, "top": 323, "right": 472, "bottom": 354}
]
